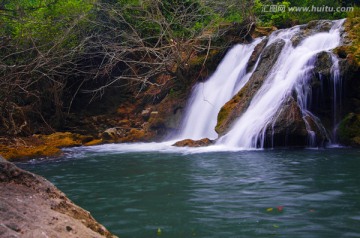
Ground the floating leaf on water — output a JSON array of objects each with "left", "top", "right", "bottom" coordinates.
[
  {"left": 157, "top": 228, "right": 162, "bottom": 235},
  {"left": 273, "top": 224, "right": 280, "bottom": 228},
  {"left": 277, "top": 206, "right": 284, "bottom": 212},
  {"left": 266, "top": 207, "right": 273, "bottom": 212}
]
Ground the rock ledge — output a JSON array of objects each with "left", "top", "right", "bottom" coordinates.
[{"left": 0, "top": 156, "right": 117, "bottom": 238}]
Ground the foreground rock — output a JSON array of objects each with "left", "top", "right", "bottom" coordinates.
[
  {"left": 172, "top": 138, "right": 214, "bottom": 147},
  {"left": 0, "top": 157, "right": 117, "bottom": 238}
]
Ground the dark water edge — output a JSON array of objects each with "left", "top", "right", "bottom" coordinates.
[{"left": 17, "top": 147, "right": 360, "bottom": 238}]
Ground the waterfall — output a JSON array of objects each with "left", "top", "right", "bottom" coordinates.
[
  {"left": 218, "top": 20, "right": 344, "bottom": 148},
  {"left": 176, "top": 38, "right": 262, "bottom": 140},
  {"left": 176, "top": 19, "right": 345, "bottom": 149},
  {"left": 330, "top": 54, "right": 342, "bottom": 143},
  {"left": 218, "top": 21, "right": 342, "bottom": 148}
]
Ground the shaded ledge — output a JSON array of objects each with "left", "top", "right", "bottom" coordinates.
[{"left": 0, "top": 157, "right": 117, "bottom": 238}]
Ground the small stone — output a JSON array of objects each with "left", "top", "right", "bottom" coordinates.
[
  {"left": 6, "top": 223, "right": 21, "bottom": 232},
  {"left": 66, "top": 226, "right": 73, "bottom": 232},
  {"left": 173, "top": 138, "right": 214, "bottom": 147},
  {"left": 141, "top": 108, "right": 152, "bottom": 120}
]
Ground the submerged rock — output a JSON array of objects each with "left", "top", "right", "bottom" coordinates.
[
  {"left": 172, "top": 138, "right": 214, "bottom": 147},
  {"left": 0, "top": 158, "right": 117, "bottom": 238}
]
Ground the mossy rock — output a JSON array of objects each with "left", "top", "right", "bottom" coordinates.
[
  {"left": 120, "top": 129, "right": 148, "bottom": 142},
  {"left": 342, "top": 17, "right": 360, "bottom": 67},
  {"left": 84, "top": 139, "right": 103, "bottom": 146},
  {"left": 35, "top": 132, "right": 88, "bottom": 147},
  {"left": 0, "top": 145, "right": 62, "bottom": 161},
  {"left": 251, "top": 26, "right": 277, "bottom": 38},
  {"left": 0, "top": 132, "right": 96, "bottom": 161},
  {"left": 338, "top": 113, "right": 360, "bottom": 146}
]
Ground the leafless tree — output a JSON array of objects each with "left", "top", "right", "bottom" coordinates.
[
  {"left": 82, "top": 0, "right": 234, "bottom": 97},
  {"left": 0, "top": 0, "right": 256, "bottom": 135}
]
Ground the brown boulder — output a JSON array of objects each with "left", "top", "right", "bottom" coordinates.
[
  {"left": 172, "top": 138, "right": 214, "bottom": 147},
  {"left": 251, "top": 26, "right": 277, "bottom": 38},
  {"left": 101, "top": 127, "right": 124, "bottom": 142}
]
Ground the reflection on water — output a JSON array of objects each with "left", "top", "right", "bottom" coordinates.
[{"left": 18, "top": 148, "right": 360, "bottom": 238}]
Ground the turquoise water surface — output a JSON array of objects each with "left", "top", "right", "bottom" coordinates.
[{"left": 18, "top": 146, "right": 360, "bottom": 237}]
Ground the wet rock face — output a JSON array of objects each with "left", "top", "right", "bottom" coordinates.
[
  {"left": 307, "top": 51, "right": 335, "bottom": 129},
  {"left": 302, "top": 20, "right": 334, "bottom": 33},
  {"left": 263, "top": 96, "right": 308, "bottom": 148},
  {"left": 215, "top": 39, "right": 286, "bottom": 136},
  {"left": 262, "top": 95, "right": 330, "bottom": 148},
  {"left": 246, "top": 38, "right": 269, "bottom": 73},
  {"left": 292, "top": 20, "right": 337, "bottom": 47},
  {"left": 0, "top": 158, "right": 117, "bottom": 238},
  {"left": 338, "top": 113, "right": 360, "bottom": 146}
]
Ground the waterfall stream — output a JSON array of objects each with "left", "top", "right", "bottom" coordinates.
[
  {"left": 177, "top": 19, "right": 345, "bottom": 148},
  {"left": 176, "top": 38, "right": 263, "bottom": 140}
]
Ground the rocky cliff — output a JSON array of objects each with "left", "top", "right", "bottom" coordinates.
[
  {"left": 336, "top": 16, "right": 360, "bottom": 146},
  {"left": 0, "top": 156, "right": 117, "bottom": 237}
]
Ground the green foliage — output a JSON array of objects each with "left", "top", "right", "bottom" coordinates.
[
  {"left": 254, "top": 0, "right": 356, "bottom": 28},
  {"left": 344, "top": 7, "right": 360, "bottom": 66},
  {"left": 338, "top": 113, "right": 360, "bottom": 146},
  {"left": 10, "top": 0, "right": 92, "bottom": 46},
  {"left": 0, "top": 0, "right": 95, "bottom": 135}
]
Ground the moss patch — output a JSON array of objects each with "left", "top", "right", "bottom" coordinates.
[
  {"left": 340, "top": 15, "right": 360, "bottom": 67},
  {"left": 0, "top": 144, "right": 62, "bottom": 161},
  {"left": 215, "top": 83, "right": 250, "bottom": 134},
  {"left": 121, "top": 129, "right": 146, "bottom": 142},
  {"left": 338, "top": 113, "right": 360, "bottom": 146},
  {"left": 0, "top": 132, "right": 99, "bottom": 161},
  {"left": 84, "top": 139, "right": 103, "bottom": 146}
]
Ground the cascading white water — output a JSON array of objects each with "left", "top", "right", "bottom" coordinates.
[
  {"left": 176, "top": 38, "right": 262, "bottom": 140},
  {"left": 330, "top": 54, "right": 342, "bottom": 142},
  {"left": 217, "top": 19, "right": 345, "bottom": 148}
]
